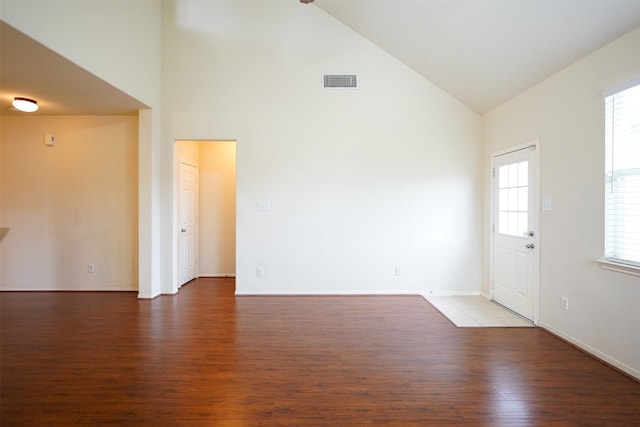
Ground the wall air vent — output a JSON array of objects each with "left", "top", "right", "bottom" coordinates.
[{"left": 323, "top": 74, "right": 358, "bottom": 89}]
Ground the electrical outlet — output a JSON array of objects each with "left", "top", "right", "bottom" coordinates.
[
  {"left": 256, "top": 267, "right": 264, "bottom": 277},
  {"left": 88, "top": 264, "right": 95, "bottom": 273},
  {"left": 561, "top": 296, "right": 569, "bottom": 311}
]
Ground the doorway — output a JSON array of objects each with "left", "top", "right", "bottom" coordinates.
[
  {"left": 178, "top": 162, "right": 198, "bottom": 286},
  {"left": 491, "top": 141, "right": 539, "bottom": 322},
  {"left": 176, "top": 140, "right": 236, "bottom": 289}
]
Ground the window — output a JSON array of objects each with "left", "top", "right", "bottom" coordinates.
[
  {"left": 604, "top": 82, "right": 640, "bottom": 268},
  {"left": 497, "top": 160, "right": 528, "bottom": 237}
]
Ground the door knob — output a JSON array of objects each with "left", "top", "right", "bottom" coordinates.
[{"left": 525, "top": 243, "right": 534, "bottom": 249}]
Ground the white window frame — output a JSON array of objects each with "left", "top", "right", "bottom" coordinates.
[{"left": 598, "top": 78, "right": 640, "bottom": 277}]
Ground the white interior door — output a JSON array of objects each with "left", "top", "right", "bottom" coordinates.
[
  {"left": 179, "top": 162, "right": 198, "bottom": 286},
  {"left": 492, "top": 143, "right": 538, "bottom": 321}
]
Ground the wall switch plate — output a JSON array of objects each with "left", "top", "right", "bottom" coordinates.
[
  {"left": 88, "top": 264, "right": 95, "bottom": 273},
  {"left": 45, "top": 133, "right": 56, "bottom": 146},
  {"left": 257, "top": 201, "right": 271, "bottom": 211},
  {"left": 256, "top": 267, "right": 264, "bottom": 277},
  {"left": 542, "top": 199, "right": 553, "bottom": 211},
  {"left": 395, "top": 266, "right": 401, "bottom": 276},
  {"left": 561, "top": 296, "right": 569, "bottom": 311}
]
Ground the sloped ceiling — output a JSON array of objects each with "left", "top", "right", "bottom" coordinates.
[
  {"left": 0, "top": 21, "right": 146, "bottom": 116},
  {"left": 1, "top": 2, "right": 639, "bottom": 116},
  {"left": 315, "top": 0, "right": 640, "bottom": 113}
]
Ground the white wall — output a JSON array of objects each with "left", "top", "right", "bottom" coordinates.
[
  {"left": 163, "top": 0, "right": 482, "bottom": 295},
  {"left": 1, "top": 0, "right": 166, "bottom": 298},
  {"left": 0, "top": 116, "right": 138, "bottom": 290},
  {"left": 199, "top": 141, "right": 236, "bottom": 277},
  {"left": 482, "top": 28, "right": 640, "bottom": 379}
]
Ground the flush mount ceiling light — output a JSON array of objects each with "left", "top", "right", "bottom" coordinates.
[
  {"left": 12, "top": 97, "right": 38, "bottom": 113},
  {"left": 300, "top": 0, "right": 314, "bottom": 3}
]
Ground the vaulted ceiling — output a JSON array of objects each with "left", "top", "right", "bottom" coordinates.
[
  {"left": 316, "top": 0, "right": 640, "bottom": 113},
  {"left": 1, "top": 1, "right": 639, "bottom": 116},
  {"left": 0, "top": 22, "right": 145, "bottom": 116}
]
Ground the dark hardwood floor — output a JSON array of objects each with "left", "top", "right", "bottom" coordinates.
[{"left": 1, "top": 277, "right": 639, "bottom": 426}]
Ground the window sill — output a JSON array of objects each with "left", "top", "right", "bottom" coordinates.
[{"left": 596, "top": 259, "right": 640, "bottom": 277}]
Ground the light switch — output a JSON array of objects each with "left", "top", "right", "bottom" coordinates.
[
  {"left": 44, "top": 133, "right": 56, "bottom": 146},
  {"left": 257, "top": 201, "right": 271, "bottom": 211},
  {"left": 542, "top": 199, "right": 553, "bottom": 211}
]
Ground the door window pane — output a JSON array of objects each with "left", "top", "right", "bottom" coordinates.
[
  {"left": 497, "top": 160, "right": 529, "bottom": 237},
  {"left": 508, "top": 188, "right": 519, "bottom": 211},
  {"left": 499, "top": 189, "right": 509, "bottom": 211},
  {"left": 509, "top": 163, "right": 519, "bottom": 187},
  {"left": 519, "top": 162, "right": 528, "bottom": 187},
  {"left": 509, "top": 212, "right": 518, "bottom": 236},
  {"left": 518, "top": 187, "right": 528, "bottom": 211},
  {"left": 499, "top": 165, "right": 509, "bottom": 188}
]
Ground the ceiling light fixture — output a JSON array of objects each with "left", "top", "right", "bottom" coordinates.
[
  {"left": 300, "top": 0, "right": 314, "bottom": 4},
  {"left": 12, "top": 97, "right": 38, "bottom": 113}
]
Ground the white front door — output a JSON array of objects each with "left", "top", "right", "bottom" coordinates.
[
  {"left": 492, "top": 143, "right": 539, "bottom": 321},
  {"left": 179, "top": 162, "right": 198, "bottom": 286}
]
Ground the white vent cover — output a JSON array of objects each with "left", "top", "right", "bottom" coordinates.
[{"left": 323, "top": 74, "right": 358, "bottom": 88}]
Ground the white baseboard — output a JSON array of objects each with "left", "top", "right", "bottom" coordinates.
[
  {"left": 0, "top": 286, "right": 136, "bottom": 292},
  {"left": 235, "top": 290, "right": 420, "bottom": 296},
  {"left": 539, "top": 321, "right": 640, "bottom": 381}
]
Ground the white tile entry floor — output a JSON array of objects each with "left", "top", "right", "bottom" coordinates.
[{"left": 426, "top": 295, "right": 534, "bottom": 328}]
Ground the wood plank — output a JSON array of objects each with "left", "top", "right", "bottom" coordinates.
[{"left": 1, "top": 277, "right": 638, "bottom": 425}]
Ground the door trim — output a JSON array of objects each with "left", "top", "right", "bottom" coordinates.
[{"left": 489, "top": 140, "right": 540, "bottom": 325}]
